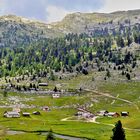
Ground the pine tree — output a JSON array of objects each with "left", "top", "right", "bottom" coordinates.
[
  {"left": 46, "top": 129, "right": 55, "bottom": 140},
  {"left": 126, "top": 73, "right": 131, "bottom": 80},
  {"left": 127, "top": 35, "right": 132, "bottom": 47},
  {"left": 53, "top": 87, "right": 58, "bottom": 92},
  {"left": 50, "top": 71, "right": 55, "bottom": 81},
  {"left": 3, "top": 90, "right": 8, "bottom": 97},
  {"left": 111, "top": 120, "right": 126, "bottom": 140},
  {"left": 106, "top": 69, "right": 111, "bottom": 78}
]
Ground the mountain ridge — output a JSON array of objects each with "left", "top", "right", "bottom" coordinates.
[
  {"left": 51, "top": 9, "right": 140, "bottom": 33},
  {"left": 1, "top": 9, "right": 140, "bottom": 47}
]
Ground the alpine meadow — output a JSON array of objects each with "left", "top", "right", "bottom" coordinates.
[{"left": 0, "top": 1, "right": 140, "bottom": 140}]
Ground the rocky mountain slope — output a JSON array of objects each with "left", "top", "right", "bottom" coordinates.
[{"left": 51, "top": 9, "right": 140, "bottom": 33}]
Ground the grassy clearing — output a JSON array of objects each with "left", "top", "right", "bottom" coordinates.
[
  {"left": 43, "top": 73, "right": 94, "bottom": 90},
  {"left": 99, "top": 81, "right": 140, "bottom": 102},
  {"left": 26, "top": 95, "right": 91, "bottom": 107}
]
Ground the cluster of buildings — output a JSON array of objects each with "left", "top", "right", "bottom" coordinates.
[
  {"left": 3, "top": 106, "right": 50, "bottom": 118},
  {"left": 75, "top": 108, "right": 94, "bottom": 119},
  {"left": 97, "top": 110, "right": 129, "bottom": 117},
  {"left": 75, "top": 108, "right": 129, "bottom": 119}
]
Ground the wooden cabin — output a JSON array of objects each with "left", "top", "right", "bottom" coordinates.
[
  {"left": 22, "top": 112, "right": 30, "bottom": 117},
  {"left": 4, "top": 111, "right": 20, "bottom": 118},
  {"left": 42, "top": 106, "right": 50, "bottom": 111},
  {"left": 97, "top": 110, "right": 109, "bottom": 116},
  {"left": 121, "top": 112, "right": 129, "bottom": 117},
  {"left": 107, "top": 112, "right": 120, "bottom": 117},
  {"left": 33, "top": 111, "right": 41, "bottom": 115},
  {"left": 39, "top": 83, "right": 48, "bottom": 86},
  {"left": 52, "top": 93, "right": 60, "bottom": 98}
]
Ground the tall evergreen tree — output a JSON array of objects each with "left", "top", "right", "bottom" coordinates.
[
  {"left": 106, "top": 69, "right": 111, "bottom": 78},
  {"left": 111, "top": 120, "right": 126, "bottom": 140},
  {"left": 46, "top": 129, "right": 55, "bottom": 140}
]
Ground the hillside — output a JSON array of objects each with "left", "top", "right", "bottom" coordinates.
[
  {"left": 0, "top": 9, "right": 140, "bottom": 140},
  {"left": 1, "top": 9, "right": 140, "bottom": 47},
  {"left": 0, "top": 15, "right": 63, "bottom": 48},
  {"left": 52, "top": 9, "right": 140, "bottom": 33}
]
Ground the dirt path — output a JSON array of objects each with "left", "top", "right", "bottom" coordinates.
[
  {"left": 61, "top": 116, "right": 99, "bottom": 123},
  {"left": 85, "top": 89, "right": 140, "bottom": 111},
  {"left": 61, "top": 117, "right": 76, "bottom": 122},
  {"left": 111, "top": 94, "right": 119, "bottom": 105},
  {"left": 86, "top": 116, "right": 100, "bottom": 123}
]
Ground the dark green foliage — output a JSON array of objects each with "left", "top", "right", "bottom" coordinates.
[
  {"left": 132, "top": 62, "right": 137, "bottom": 68},
  {"left": 117, "top": 36, "right": 125, "bottom": 48},
  {"left": 53, "top": 87, "right": 58, "bottom": 92},
  {"left": 30, "top": 83, "right": 32, "bottom": 88},
  {"left": 127, "top": 35, "right": 132, "bottom": 46},
  {"left": 122, "top": 71, "right": 125, "bottom": 75},
  {"left": 111, "top": 120, "right": 126, "bottom": 140},
  {"left": 49, "top": 71, "right": 55, "bottom": 81},
  {"left": 106, "top": 69, "right": 111, "bottom": 78},
  {"left": 134, "top": 33, "right": 140, "bottom": 44},
  {"left": 88, "top": 52, "right": 93, "bottom": 61},
  {"left": 82, "top": 68, "right": 88, "bottom": 75},
  {"left": 46, "top": 129, "right": 55, "bottom": 140},
  {"left": 124, "top": 52, "right": 133, "bottom": 64},
  {"left": 126, "top": 73, "right": 131, "bottom": 80},
  {"left": 3, "top": 90, "right": 8, "bottom": 97}
]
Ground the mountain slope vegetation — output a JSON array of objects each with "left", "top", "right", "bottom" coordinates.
[
  {"left": 0, "top": 10, "right": 140, "bottom": 80},
  {"left": 0, "top": 15, "right": 63, "bottom": 48},
  {"left": 52, "top": 9, "right": 140, "bottom": 33}
]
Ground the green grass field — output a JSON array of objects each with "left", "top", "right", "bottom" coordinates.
[{"left": 0, "top": 74, "right": 140, "bottom": 140}]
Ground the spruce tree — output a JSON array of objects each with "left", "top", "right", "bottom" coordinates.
[
  {"left": 46, "top": 129, "right": 55, "bottom": 140},
  {"left": 106, "top": 69, "right": 111, "bottom": 78},
  {"left": 126, "top": 73, "right": 131, "bottom": 80},
  {"left": 111, "top": 120, "right": 126, "bottom": 140}
]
